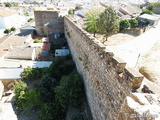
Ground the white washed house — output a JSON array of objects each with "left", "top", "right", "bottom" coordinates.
[{"left": 0, "top": 10, "right": 27, "bottom": 30}]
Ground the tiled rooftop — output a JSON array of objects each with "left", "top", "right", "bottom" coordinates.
[{"left": 5, "top": 47, "right": 34, "bottom": 60}]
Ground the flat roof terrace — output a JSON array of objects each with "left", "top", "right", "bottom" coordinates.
[{"left": 0, "top": 35, "right": 26, "bottom": 58}]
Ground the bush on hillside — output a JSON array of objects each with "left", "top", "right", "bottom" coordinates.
[
  {"left": 119, "top": 19, "right": 130, "bottom": 31},
  {"left": 128, "top": 19, "right": 138, "bottom": 28}
]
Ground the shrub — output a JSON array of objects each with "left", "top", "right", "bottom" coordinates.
[
  {"left": 128, "top": 19, "right": 138, "bottom": 28},
  {"left": 140, "top": 9, "right": 153, "bottom": 15},
  {"left": 146, "top": 2, "right": 160, "bottom": 11},
  {"left": 11, "top": 27, "right": 16, "bottom": 31},
  {"left": 33, "top": 39, "right": 42, "bottom": 43},
  {"left": 38, "top": 102, "right": 66, "bottom": 120},
  {"left": 5, "top": 2, "right": 12, "bottom": 7},
  {"left": 21, "top": 89, "right": 42, "bottom": 114},
  {"left": 4, "top": 29, "right": 11, "bottom": 34},
  {"left": 68, "top": 9, "right": 74, "bottom": 15},
  {"left": 24, "top": 12, "right": 29, "bottom": 16},
  {"left": 28, "top": 18, "right": 33, "bottom": 22},
  {"left": 55, "top": 72, "right": 84, "bottom": 109},
  {"left": 70, "top": 114, "right": 85, "bottom": 120},
  {"left": 119, "top": 19, "right": 130, "bottom": 31},
  {"left": 13, "top": 80, "right": 28, "bottom": 109},
  {"left": 20, "top": 66, "right": 44, "bottom": 81}
]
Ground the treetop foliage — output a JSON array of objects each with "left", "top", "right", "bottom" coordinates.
[
  {"left": 84, "top": 8, "right": 104, "bottom": 36},
  {"left": 96, "top": 6, "right": 119, "bottom": 40},
  {"left": 146, "top": 2, "right": 160, "bottom": 11},
  {"left": 11, "top": 27, "right": 16, "bottom": 31},
  {"left": 14, "top": 55, "right": 85, "bottom": 120},
  {"left": 4, "top": 29, "right": 11, "bottom": 34},
  {"left": 140, "top": 9, "right": 154, "bottom": 15},
  {"left": 119, "top": 19, "right": 130, "bottom": 31}
]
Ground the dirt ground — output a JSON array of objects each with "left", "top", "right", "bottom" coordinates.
[
  {"left": 94, "top": 23, "right": 160, "bottom": 87},
  {"left": 93, "top": 32, "right": 137, "bottom": 46}
]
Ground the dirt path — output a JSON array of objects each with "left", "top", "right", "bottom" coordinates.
[{"left": 106, "top": 21, "right": 160, "bottom": 68}]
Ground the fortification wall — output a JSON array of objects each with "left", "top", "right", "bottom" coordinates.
[
  {"left": 34, "top": 11, "right": 64, "bottom": 35},
  {"left": 64, "top": 16, "right": 144, "bottom": 120}
]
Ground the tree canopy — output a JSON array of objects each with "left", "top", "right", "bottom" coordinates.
[
  {"left": 119, "top": 19, "right": 130, "bottom": 31},
  {"left": 68, "top": 9, "right": 74, "bottom": 15},
  {"left": 11, "top": 27, "right": 16, "bottom": 31},
  {"left": 13, "top": 55, "right": 85, "bottom": 120},
  {"left": 96, "top": 7, "right": 119, "bottom": 41},
  {"left": 4, "top": 29, "right": 11, "bottom": 34},
  {"left": 140, "top": 9, "right": 154, "bottom": 15},
  {"left": 5, "top": 2, "right": 12, "bottom": 7},
  {"left": 84, "top": 8, "right": 103, "bottom": 37},
  {"left": 146, "top": 2, "right": 160, "bottom": 11},
  {"left": 128, "top": 19, "right": 138, "bottom": 28}
]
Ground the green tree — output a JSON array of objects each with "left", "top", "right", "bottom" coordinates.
[
  {"left": 84, "top": 8, "right": 103, "bottom": 37},
  {"left": 119, "top": 19, "right": 130, "bottom": 31},
  {"left": 11, "top": 27, "right": 16, "bottom": 31},
  {"left": 20, "top": 66, "right": 44, "bottom": 81},
  {"left": 49, "top": 57, "right": 75, "bottom": 80},
  {"left": 68, "top": 9, "right": 74, "bottom": 15},
  {"left": 128, "top": 19, "right": 138, "bottom": 28},
  {"left": 55, "top": 72, "right": 84, "bottom": 109},
  {"left": 146, "top": 2, "right": 160, "bottom": 11},
  {"left": 97, "top": 7, "right": 119, "bottom": 41},
  {"left": 4, "top": 29, "right": 11, "bottom": 34},
  {"left": 5, "top": 2, "right": 12, "bottom": 7},
  {"left": 38, "top": 102, "right": 66, "bottom": 120},
  {"left": 13, "top": 80, "right": 28, "bottom": 110},
  {"left": 21, "top": 89, "right": 42, "bottom": 114},
  {"left": 70, "top": 114, "right": 84, "bottom": 120},
  {"left": 140, "top": 9, "right": 154, "bottom": 15}
]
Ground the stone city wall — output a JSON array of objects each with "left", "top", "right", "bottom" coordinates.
[
  {"left": 64, "top": 16, "right": 144, "bottom": 120},
  {"left": 34, "top": 11, "right": 64, "bottom": 35}
]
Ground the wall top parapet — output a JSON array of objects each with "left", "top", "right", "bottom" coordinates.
[{"left": 64, "top": 16, "right": 144, "bottom": 89}]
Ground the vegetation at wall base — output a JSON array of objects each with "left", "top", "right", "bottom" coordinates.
[{"left": 14, "top": 54, "right": 86, "bottom": 120}]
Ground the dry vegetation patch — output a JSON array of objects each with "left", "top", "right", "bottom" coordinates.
[{"left": 94, "top": 32, "right": 137, "bottom": 46}]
